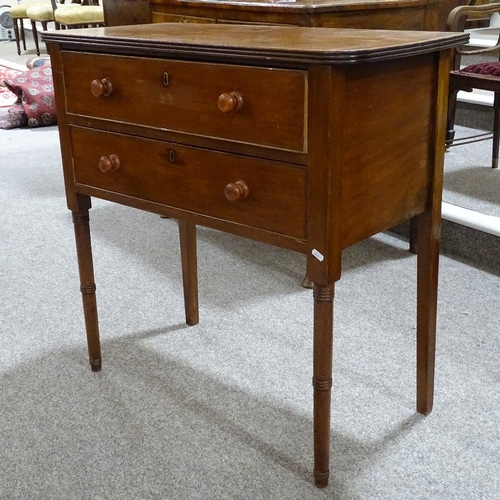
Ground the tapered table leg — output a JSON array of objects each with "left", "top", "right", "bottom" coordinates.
[
  {"left": 312, "top": 283, "right": 334, "bottom": 488},
  {"left": 72, "top": 209, "right": 101, "bottom": 372},
  {"left": 414, "top": 210, "right": 440, "bottom": 415},
  {"left": 178, "top": 221, "right": 199, "bottom": 326}
]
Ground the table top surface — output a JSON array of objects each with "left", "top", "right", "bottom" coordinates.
[{"left": 42, "top": 23, "right": 467, "bottom": 63}]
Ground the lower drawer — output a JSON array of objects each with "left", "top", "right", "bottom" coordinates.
[{"left": 70, "top": 127, "right": 307, "bottom": 239}]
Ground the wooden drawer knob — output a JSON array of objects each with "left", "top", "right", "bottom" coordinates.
[
  {"left": 98, "top": 154, "right": 120, "bottom": 173},
  {"left": 224, "top": 180, "right": 249, "bottom": 201},
  {"left": 218, "top": 91, "right": 243, "bottom": 113},
  {"left": 91, "top": 78, "right": 113, "bottom": 97}
]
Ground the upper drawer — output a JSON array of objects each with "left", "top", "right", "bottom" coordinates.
[{"left": 61, "top": 51, "right": 307, "bottom": 152}]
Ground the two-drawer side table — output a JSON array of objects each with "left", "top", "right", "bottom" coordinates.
[{"left": 43, "top": 24, "right": 466, "bottom": 488}]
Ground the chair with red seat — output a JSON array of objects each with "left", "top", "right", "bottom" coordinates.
[{"left": 446, "top": 2, "right": 500, "bottom": 169}]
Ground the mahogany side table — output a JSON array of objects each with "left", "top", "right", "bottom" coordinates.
[{"left": 43, "top": 24, "right": 467, "bottom": 488}]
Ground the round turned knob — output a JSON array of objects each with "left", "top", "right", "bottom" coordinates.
[
  {"left": 218, "top": 91, "right": 243, "bottom": 113},
  {"left": 91, "top": 78, "right": 113, "bottom": 97},
  {"left": 98, "top": 154, "right": 121, "bottom": 173},
  {"left": 224, "top": 180, "right": 249, "bottom": 202}
]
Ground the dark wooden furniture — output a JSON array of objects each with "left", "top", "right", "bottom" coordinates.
[
  {"left": 43, "top": 24, "right": 466, "bottom": 488},
  {"left": 101, "top": 0, "right": 494, "bottom": 31},
  {"left": 103, "top": 0, "right": 446, "bottom": 30}
]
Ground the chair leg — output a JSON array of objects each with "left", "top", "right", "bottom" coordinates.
[
  {"left": 493, "top": 93, "right": 500, "bottom": 169},
  {"left": 446, "top": 88, "right": 459, "bottom": 145},
  {"left": 20, "top": 19, "right": 26, "bottom": 51},
  {"left": 12, "top": 18, "right": 21, "bottom": 55},
  {"left": 31, "top": 21, "right": 40, "bottom": 56}
]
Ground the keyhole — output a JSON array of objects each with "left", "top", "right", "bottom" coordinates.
[{"left": 169, "top": 150, "right": 175, "bottom": 162}]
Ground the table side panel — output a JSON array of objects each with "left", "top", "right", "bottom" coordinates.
[
  {"left": 340, "top": 53, "right": 438, "bottom": 248},
  {"left": 61, "top": 51, "right": 307, "bottom": 153},
  {"left": 70, "top": 126, "right": 307, "bottom": 239}
]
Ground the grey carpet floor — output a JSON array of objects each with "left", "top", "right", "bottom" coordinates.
[
  {"left": 1, "top": 34, "right": 500, "bottom": 500},
  {"left": 445, "top": 125, "right": 500, "bottom": 217}
]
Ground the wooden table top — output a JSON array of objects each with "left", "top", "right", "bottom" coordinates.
[{"left": 42, "top": 23, "right": 468, "bottom": 63}]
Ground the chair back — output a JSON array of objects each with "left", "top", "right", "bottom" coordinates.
[{"left": 448, "top": 2, "right": 500, "bottom": 57}]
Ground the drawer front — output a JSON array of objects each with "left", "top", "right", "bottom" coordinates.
[
  {"left": 62, "top": 52, "right": 307, "bottom": 152},
  {"left": 71, "top": 127, "right": 306, "bottom": 239}
]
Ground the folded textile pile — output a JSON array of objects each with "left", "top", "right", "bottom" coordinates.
[{"left": 0, "top": 59, "right": 56, "bottom": 130}]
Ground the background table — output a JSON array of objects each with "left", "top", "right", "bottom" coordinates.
[{"left": 103, "top": 0, "right": 455, "bottom": 30}]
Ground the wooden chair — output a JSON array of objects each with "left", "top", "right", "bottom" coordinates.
[
  {"left": 52, "top": 0, "right": 104, "bottom": 29},
  {"left": 8, "top": 1, "right": 50, "bottom": 55},
  {"left": 26, "top": 1, "right": 62, "bottom": 57},
  {"left": 446, "top": 2, "right": 500, "bottom": 168},
  {"left": 26, "top": 1, "right": 84, "bottom": 56},
  {"left": 26, "top": 1, "right": 103, "bottom": 56}
]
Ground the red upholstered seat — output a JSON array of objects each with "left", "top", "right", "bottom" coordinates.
[{"left": 460, "top": 62, "right": 500, "bottom": 78}]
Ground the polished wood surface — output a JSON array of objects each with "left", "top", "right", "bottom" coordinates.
[
  {"left": 103, "top": 0, "right": 442, "bottom": 30},
  {"left": 43, "top": 24, "right": 466, "bottom": 489},
  {"left": 46, "top": 23, "right": 465, "bottom": 61}
]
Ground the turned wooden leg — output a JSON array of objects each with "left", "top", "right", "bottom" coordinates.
[
  {"left": 178, "top": 221, "right": 199, "bottom": 326},
  {"left": 414, "top": 210, "right": 440, "bottom": 415},
  {"left": 73, "top": 210, "right": 101, "bottom": 372},
  {"left": 312, "top": 283, "right": 334, "bottom": 488}
]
